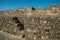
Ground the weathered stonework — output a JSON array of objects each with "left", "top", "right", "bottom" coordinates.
[{"left": 0, "top": 4, "right": 60, "bottom": 40}]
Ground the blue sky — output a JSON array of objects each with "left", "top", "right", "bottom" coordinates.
[{"left": 0, "top": 0, "right": 60, "bottom": 10}]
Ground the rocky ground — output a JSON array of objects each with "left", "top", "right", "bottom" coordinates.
[{"left": 0, "top": 4, "right": 60, "bottom": 40}]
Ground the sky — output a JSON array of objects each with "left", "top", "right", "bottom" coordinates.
[{"left": 0, "top": 0, "right": 60, "bottom": 10}]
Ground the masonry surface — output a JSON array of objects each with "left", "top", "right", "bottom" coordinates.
[{"left": 0, "top": 5, "right": 60, "bottom": 40}]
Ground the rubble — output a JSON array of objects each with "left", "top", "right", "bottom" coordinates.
[{"left": 0, "top": 4, "right": 60, "bottom": 40}]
